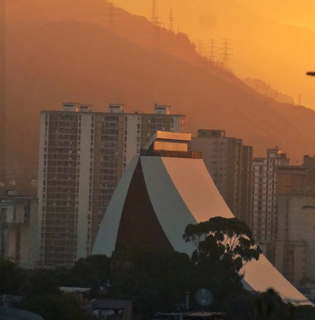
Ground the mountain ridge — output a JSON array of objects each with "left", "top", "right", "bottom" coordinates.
[{"left": 5, "top": 0, "right": 315, "bottom": 192}]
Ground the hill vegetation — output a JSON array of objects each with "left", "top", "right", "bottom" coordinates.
[{"left": 5, "top": 0, "right": 315, "bottom": 191}]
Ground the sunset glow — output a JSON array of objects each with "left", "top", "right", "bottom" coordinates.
[{"left": 115, "top": 0, "right": 315, "bottom": 108}]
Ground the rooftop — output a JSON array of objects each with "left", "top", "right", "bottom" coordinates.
[
  {"left": 92, "top": 299, "right": 131, "bottom": 310},
  {"left": 41, "top": 102, "right": 184, "bottom": 117},
  {"left": 141, "top": 131, "right": 201, "bottom": 159},
  {"left": 59, "top": 287, "right": 91, "bottom": 294}
]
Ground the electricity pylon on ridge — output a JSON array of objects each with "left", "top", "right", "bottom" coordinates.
[
  {"left": 207, "top": 39, "right": 217, "bottom": 63},
  {"left": 151, "top": 0, "right": 159, "bottom": 26},
  {"left": 220, "top": 38, "right": 233, "bottom": 69},
  {"left": 196, "top": 40, "right": 206, "bottom": 58},
  {"left": 151, "top": 0, "right": 164, "bottom": 47},
  {"left": 105, "top": 2, "right": 116, "bottom": 30}
]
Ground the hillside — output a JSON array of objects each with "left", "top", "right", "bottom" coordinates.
[
  {"left": 243, "top": 78, "right": 294, "bottom": 105},
  {"left": 5, "top": 0, "right": 315, "bottom": 192},
  {"left": 115, "top": 0, "right": 315, "bottom": 108}
]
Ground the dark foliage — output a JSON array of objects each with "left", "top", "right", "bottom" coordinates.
[
  {"left": 19, "top": 295, "right": 95, "bottom": 320},
  {"left": 0, "top": 218, "right": 314, "bottom": 319},
  {"left": 0, "top": 260, "right": 25, "bottom": 295}
]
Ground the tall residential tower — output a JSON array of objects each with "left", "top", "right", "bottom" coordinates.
[
  {"left": 252, "top": 147, "right": 289, "bottom": 260},
  {"left": 189, "top": 130, "right": 253, "bottom": 226},
  {"left": 38, "top": 102, "right": 186, "bottom": 266}
]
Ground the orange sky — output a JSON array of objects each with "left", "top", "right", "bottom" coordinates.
[
  {"left": 113, "top": 0, "right": 315, "bottom": 108},
  {"left": 114, "top": 0, "right": 315, "bottom": 33}
]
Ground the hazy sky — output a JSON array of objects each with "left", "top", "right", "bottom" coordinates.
[
  {"left": 114, "top": 0, "right": 315, "bottom": 32},
  {"left": 113, "top": 0, "right": 315, "bottom": 108}
]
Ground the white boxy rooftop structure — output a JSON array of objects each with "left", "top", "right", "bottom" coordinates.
[{"left": 93, "top": 132, "right": 311, "bottom": 305}]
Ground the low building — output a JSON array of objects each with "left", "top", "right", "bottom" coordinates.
[
  {"left": 86, "top": 299, "right": 132, "bottom": 320},
  {"left": 59, "top": 287, "right": 91, "bottom": 304},
  {"left": 155, "top": 312, "right": 227, "bottom": 320}
]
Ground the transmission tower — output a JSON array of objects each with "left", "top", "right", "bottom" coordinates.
[
  {"left": 169, "top": 8, "right": 174, "bottom": 32},
  {"left": 220, "top": 38, "right": 233, "bottom": 69},
  {"left": 208, "top": 39, "right": 217, "bottom": 63},
  {"left": 105, "top": 2, "right": 116, "bottom": 30},
  {"left": 151, "top": 0, "right": 164, "bottom": 47},
  {"left": 151, "top": 0, "right": 158, "bottom": 26},
  {"left": 196, "top": 40, "right": 206, "bottom": 58}
]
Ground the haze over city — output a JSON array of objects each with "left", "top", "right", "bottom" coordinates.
[
  {"left": 1, "top": 1, "right": 315, "bottom": 319},
  {"left": 115, "top": 0, "right": 315, "bottom": 107}
]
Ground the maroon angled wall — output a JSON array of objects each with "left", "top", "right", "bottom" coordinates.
[{"left": 116, "top": 160, "right": 173, "bottom": 251}]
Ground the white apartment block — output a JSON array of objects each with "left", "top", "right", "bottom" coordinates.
[
  {"left": 38, "top": 102, "right": 186, "bottom": 266},
  {"left": 252, "top": 147, "right": 289, "bottom": 249}
]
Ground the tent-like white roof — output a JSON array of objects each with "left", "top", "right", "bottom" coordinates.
[{"left": 93, "top": 156, "right": 311, "bottom": 305}]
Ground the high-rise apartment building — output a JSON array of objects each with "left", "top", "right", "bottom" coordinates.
[
  {"left": 0, "top": 98, "right": 5, "bottom": 192},
  {"left": 252, "top": 147, "right": 289, "bottom": 256},
  {"left": 38, "top": 102, "right": 186, "bottom": 266},
  {"left": 274, "top": 156, "right": 315, "bottom": 285},
  {"left": 0, "top": 19, "right": 5, "bottom": 194},
  {"left": 189, "top": 130, "right": 253, "bottom": 226}
]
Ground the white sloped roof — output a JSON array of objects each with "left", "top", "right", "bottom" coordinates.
[
  {"left": 93, "top": 157, "right": 138, "bottom": 257},
  {"left": 93, "top": 156, "right": 311, "bottom": 305}
]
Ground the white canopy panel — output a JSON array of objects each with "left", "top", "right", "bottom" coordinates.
[{"left": 93, "top": 156, "right": 311, "bottom": 305}]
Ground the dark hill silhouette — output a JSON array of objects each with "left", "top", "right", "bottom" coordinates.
[{"left": 5, "top": 0, "right": 315, "bottom": 192}]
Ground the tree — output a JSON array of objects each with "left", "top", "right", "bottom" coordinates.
[
  {"left": 183, "top": 217, "right": 262, "bottom": 305},
  {"left": 183, "top": 217, "right": 261, "bottom": 272},
  {"left": 254, "top": 289, "right": 295, "bottom": 320},
  {"left": 83, "top": 255, "right": 111, "bottom": 284},
  {"left": 19, "top": 295, "right": 96, "bottom": 320},
  {"left": 68, "top": 259, "right": 100, "bottom": 296},
  {"left": 110, "top": 243, "right": 194, "bottom": 319},
  {"left": 21, "top": 268, "right": 62, "bottom": 298},
  {"left": 0, "top": 260, "right": 25, "bottom": 295}
]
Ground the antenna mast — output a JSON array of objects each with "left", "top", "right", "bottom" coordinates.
[
  {"left": 169, "top": 8, "right": 174, "bottom": 32},
  {"left": 152, "top": 0, "right": 158, "bottom": 26}
]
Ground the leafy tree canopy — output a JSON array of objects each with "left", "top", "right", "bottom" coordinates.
[
  {"left": 183, "top": 217, "right": 262, "bottom": 272},
  {"left": 0, "top": 260, "right": 25, "bottom": 295}
]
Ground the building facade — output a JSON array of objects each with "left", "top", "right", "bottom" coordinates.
[
  {"left": 274, "top": 156, "right": 315, "bottom": 286},
  {"left": 38, "top": 102, "right": 186, "bottom": 266},
  {"left": 252, "top": 147, "right": 289, "bottom": 255},
  {"left": 276, "top": 195, "right": 315, "bottom": 285},
  {"left": 275, "top": 238, "right": 307, "bottom": 287},
  {"left": 0, "top": 107, "right": 4, "bottom": 193},
  {"left": 189, "top": 130, "right": 253, "bottom": 226},
  {"left": 0, "top": 190, "right": 39, "bottom": 266}
]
